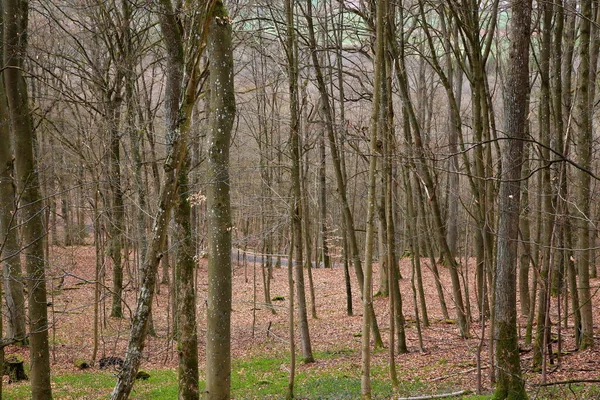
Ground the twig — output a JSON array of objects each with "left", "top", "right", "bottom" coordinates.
[
  {"left": 537, "top": 379, "right": 600, "bottom": 387},
  {"left": 397, "top": 390, "right": 469, "bottom": 400},
  {"left": 0, "top": 335, "right": 28, "bottom": 349}
]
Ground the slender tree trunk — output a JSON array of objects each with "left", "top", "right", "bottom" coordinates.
[
  {"left": 390, "top": 23, "right": 469, "bottom": 337},
  {"left": 205, "top": 4, "right": 235, "bottom": 397},
  {"left": 519, "top": 143, "right": 531, "bottom": 317},
  {"left": 107, "top": 94, "right": 125, "bottom": 318},
  {"left": 4, "top": 0, "right": 52, "bottom": 396},
  {"left": 175, "top": 154, "right": 199, "bottom": 400},
  {"left": 110, "top": 1, "right": 210, "bottom": 398},
  {"left": 533, "top": 0, "right": 556, "bottom": 368},
  {"left": 493, "top": 0, "right": 531, "bottom": 397},
  {"left": 383, "top": 45, "right": 407, "bottom": 351},
  {"left": 285, "top": 0, "right": 313, "bottom": 364},
  {"left": 575, "top": 0, "right": 595, "bottom": 350},
  {"left": 318, "top": 115, "right": 331, "bottom": 269},
  {"left": 0, "top": 73, "right": 26, "bottom": 343},
  {"left": 305, "top": 0, "right": 382, "bottom": 347},
  {"left": 286, "top": 231, "right": 295, "bottom": 400},
  {"left": 362, "top": 0, "right": 387, "bottom": 397}
]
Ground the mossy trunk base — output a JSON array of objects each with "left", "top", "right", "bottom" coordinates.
[{"left": 4, "top": 355, "right": 28, "bottom": 383}]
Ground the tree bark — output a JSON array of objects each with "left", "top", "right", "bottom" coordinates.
[
  {"left": 305, "top": 0, "right": 383, "bottom": 347},
  {"left": 362, "top": 0, "right": 387, "bottom": 397},
  {"left": 4, "top": 0, "right": 52, "bottom": 397},
  {"left": 205, "top": 3, "right": 235, "bottom": 399},
  {"left": 493, "top": 0, "right": 531, "bottom": 397},
  {"left": 285, "top": 0, "right": 314, "bottom": 364},
  {"left": 0, "top": 49, "right": 26, "bottom": 342},
  {"left": 108, "top": 95, "right": 125, "bottom": 318},
  {"left": 575, "top": 0, "right": 595, "bottom": 350},
  {"left": 110, "top": 2, "right": 211, "bottom": 398}
]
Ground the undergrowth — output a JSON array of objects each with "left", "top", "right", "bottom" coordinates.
[{"left": 2, "top": 351, "right": 595, "bottom": 399}]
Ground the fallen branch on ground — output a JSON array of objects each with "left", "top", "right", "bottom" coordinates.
[
  {"left": 397, "top": 390, "right": 469, "bottom": 400},
  {"left": 537, "top": 379, "right": 600, "bottom": 387}
]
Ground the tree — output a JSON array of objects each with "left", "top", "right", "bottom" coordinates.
[
  {"left": 154, "top": 0, "right": 204, "bottom": 397},
  {"left": 0, "top": 10, "right": 26, "bottom": 342},
  {"left": 574, "top": 0, "right": 595, "bottom": 351},
  {"left": 361, "top": 0, "right": 387, "bottom": 397},
  {"left": 285, "top": 0, "right": 314, "bottom": 364},
  {"left": 492, "top": 0, "right": 531, "bottom": 397},
  {"left": 4, "top": 0, "right": 52, "bottom": 397},
  {"left": 110, "top": 1, "right": 211, "bottom": 397},
  {"left": 204, "top": 1, "right": 236, "bottom": 399},
  {"left": 305, "top": 0, "right": 383, "bottom": 347}
]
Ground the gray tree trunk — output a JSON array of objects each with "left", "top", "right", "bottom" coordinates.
[
  {"left": 110, "top": 1, "right": 208, "bottom": 398},
  {"left": 575, "top": 0, "right": 595, "bottom": 350},
  {"left": 305, "top": 0, "right": 383, "bottom": 347},
  {"left": 493, "top": 0, "right": 531, "bottom": 397},
  {"left": 4, "top": 0, "right": 52, "bottom": 396},
  {"left": 205, "top": 3, "right": 236, "bottom": 399},
  {"left": 108, "top": 95, "right": 125, "bottom": 319},
  {"left": 362, "top": 0, "right": 386, "bottom": 397},
  {"left": 0, "top": 58, "right": 26, "bottom": 342},
  {"left": 285, "top": 0, "right": 314, "bottom": 364}
]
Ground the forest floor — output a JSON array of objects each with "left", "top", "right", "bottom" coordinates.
[{"left": 3, "top": 245, "right": 600, "bottom": 399}]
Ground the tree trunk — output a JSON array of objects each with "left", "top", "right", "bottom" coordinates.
[
  {"left": 362, "top": 0, "right": 387, "bottom": 397},
  {"left": 318, "top": 119, "right": 331, "bottom": 269},
  {"left": 110, "top": 1, "right": 209, "bottom": 398},
  {"left": 108, "top": 94, "right": 125, "bottom": 319},
  {"left": 205, "top": 3, "right": 235, "bottom": 398},
  {"left": 285, "top": 0, "right": 313, "bottom": 364},
  {"left": 0, "top": 70, "right": 26, "bottom": 343},
  {"left": 286, "top": 230, "right": 295, "bottom": 400},
  {"left": 390, "top": 6, "right": 468, "bottom": 337},
  {"left": 575, "top": 0, "right": 595, "bottom": 351},
  {"left": 493, "top": 0, "right": 531, "bottom": 397},
  {"left": 305, "top": 0, "right": 383, "bottom": 347},
  {"left": 519, "top": 143, "right": 531, "bottom": 317},
  {"left": 4, "top": 0, "right": 52, "bottom": 396},
  {"left": 175, "top": 155, "right": 199, "bottom": 400}
]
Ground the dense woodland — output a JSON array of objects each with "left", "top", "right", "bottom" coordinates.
[{"left": 1, "top": 0, "right": 600, "bottom": 398}]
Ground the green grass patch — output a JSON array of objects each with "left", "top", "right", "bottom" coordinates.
[
  {"left": 3, "top": 369, "right": 179, "bottom": 400},
  {"left": 2, "top": 351, "right": 528, "bottom": 399},
  {"left": 314, "top": 348, "right": 355, "bottom": 359}
]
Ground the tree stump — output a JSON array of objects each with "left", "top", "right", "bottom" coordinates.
[
  {"left": 74, "top": 359, "right": 90, "bottom": 370},
  {"left": 3, "top": 355, "right": 28, "bottom": 383}
]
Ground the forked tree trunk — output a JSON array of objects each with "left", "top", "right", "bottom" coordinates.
[
  {"left": 391, "top": 3, "right": 468, "bottom": 338},
  {"left": 533, "top": 0, "right": 556, "bottom": 368}
]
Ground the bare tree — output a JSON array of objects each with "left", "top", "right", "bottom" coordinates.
[
  {"left": 493, "top": 0, "right": 531, "bottom": 396},
  {"left": 285, "top": 0, "right": 314, "bottom": 364},
  {"left": 205, "top": 1, "right": 236, "bottom": 398},
  {"left": 4, "top": 0, "right": 52, "bottom": 397}
]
